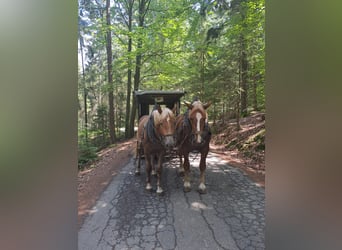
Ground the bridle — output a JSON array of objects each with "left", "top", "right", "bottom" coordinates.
[
  {"left": 145, "top": 112, "right": 175, "bottom": 147},
  {"left": 180, "top": 109, "right": 210, "bottom": 147}
]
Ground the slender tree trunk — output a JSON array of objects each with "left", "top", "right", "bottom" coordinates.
[
  {"left": 236, "top": 98, "right": 241, "bottom": 131},
  {"left": 125, "top": 0, "right": 134, "bottom": 138},
  {"left": 213, "top": 104, "right": 216, "bottom": 125},
  {"left": 253, "top": 74, "right": 258, "bottom": 111},
  {"left": 232, "top": 0, "right": 248, "bottom": 116},
  {"left": 200, "top": 50, "right": 205, "bottom": 100},
  {"left": 106, "top": 0, "right": 116, "bottom": 143},
  {"left": 129, "top": 42, "right": 141, "bottom": 137},
  {"left": 128, "top": 0, "right": 151, "bottom": 137},
  {"left": 240, "top": 35, "right": 248, "bottom": 115},
  {"left": 79, "top": 38, "right": 88, "bottom": 142},
  {"left": 236, "top": 66, "right": 241, "bottom": 131}
]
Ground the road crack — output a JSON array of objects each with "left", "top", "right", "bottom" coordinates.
[{"left": 199, "top": 195, "right": 229, "bottom": 250}]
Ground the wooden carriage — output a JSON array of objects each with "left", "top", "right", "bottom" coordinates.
[{"left": 134, "top": 90, "right": 186, "bottom": 120}]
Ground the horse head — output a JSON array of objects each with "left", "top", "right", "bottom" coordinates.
[
  {"left": 184, "top": 99, "right": 211, "bottom": 145},
  {"left": 151, "top": 104, "right": 177, "bottom": 149}
]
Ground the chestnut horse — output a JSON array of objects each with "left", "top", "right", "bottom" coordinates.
[
  {"left": 175, "top": 99, "right": 211, "bottom": 194},
  {"left": 136, "top": 104, "right": 176, "bottom": 194}
]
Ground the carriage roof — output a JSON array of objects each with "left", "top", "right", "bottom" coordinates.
[
  {"left": 134, "top": 90, "right": 185, "bottom": 105},
  {"left": 134, "top": 90, "right": 186, "bottom": 118}
]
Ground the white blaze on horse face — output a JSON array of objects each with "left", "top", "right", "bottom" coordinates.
[
  {"left": 166, "top": 115, "right": 171, "bottom": 132},
  {"left": 195, "top": 112, "right": 202, "bottom": 143},
  {"left": 195, "top": 112, "right": 202, "bottom": 132}
]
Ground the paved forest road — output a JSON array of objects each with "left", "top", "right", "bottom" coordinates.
[{"left": 79, "top": 152, "right": 265, "bottom": 250}]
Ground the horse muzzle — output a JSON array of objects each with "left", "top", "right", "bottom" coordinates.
[{"left": 162, "top": 135, "right": 176, "bottom": 149}]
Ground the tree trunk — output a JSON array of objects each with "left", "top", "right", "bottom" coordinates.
[
  {"left": 232, "top": 0, "right": 248, "bottom": 116},
  {"left": 106, "top": 0, "right": 116, "bottom": 143},
  {"left": 253, "top": 74, "right": 258, "bottom": 111},
  {"left": 240, "top": 35, "right": 248, "bottom": 115},
  {"left": 128, "top": 0, "right": 151, "bottom": 137},
  {"left": 79, "top": 37, "right": 88, "bottom": 142},
  {"left": 237, "top": 63, "right": 242, "bottom": 131},
  {"left": 125, "top": 0, "right": 134, "bottom": 138},
  {"left": 128, "top": 46, "right": 141, "bottom": 137},
  {"left": 236, "top": 98, "right": 241, "bottom": 131},
  {"left": 200, "top": 49, "right": 205, "bottom": 100}
]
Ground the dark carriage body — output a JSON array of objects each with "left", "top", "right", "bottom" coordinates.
[{"left": 134, "top": 90, "right": 186, "bottom": 119}]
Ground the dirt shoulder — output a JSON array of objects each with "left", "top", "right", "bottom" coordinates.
[
  {"left": 210, "top": 144, "right": 265, "bottom": 188},
  {"left": 78, "top": 139, "right": 136, "bottom": 228}
]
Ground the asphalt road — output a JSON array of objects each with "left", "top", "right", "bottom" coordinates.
[{"left": 78, "top": 152, "right": 265, "bottom": 250}]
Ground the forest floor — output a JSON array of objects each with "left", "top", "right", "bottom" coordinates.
[{"left": 78, "top": 112, "right": 265, "bottom": 228}]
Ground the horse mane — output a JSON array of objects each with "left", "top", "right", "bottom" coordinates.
[
  {"left": 146, "top": 105, "right": 160, "bottom": 144},
  {"left": 183, "top": 109, "right": 191, "bottom": 127}
]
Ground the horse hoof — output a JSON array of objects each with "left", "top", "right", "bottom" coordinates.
[
  {"left": 146, "top": 183, "right": 152, "bottom": 191},
  {"left": 198, "top": 183, "right": 207, "bottom": 194},
  {"left": 183, "top": 186, "right": 191, "bottom": 193},
  {"left": 135, "top": 171, "right": 141, "bottom": 176},
  {"left": 156, "top": 187, "right": 164, "bottom": 195}
]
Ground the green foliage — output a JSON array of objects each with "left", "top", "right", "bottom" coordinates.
[
  {"left": 78, "top": 140, "right": 98, "bottom": 169},
  {"left": 78, "top": 0, "right": 265, "bottom": 143}
]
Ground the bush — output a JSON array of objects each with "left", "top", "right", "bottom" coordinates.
[{"left": 78, "top": 142, "right": 98, "bottom": 169}]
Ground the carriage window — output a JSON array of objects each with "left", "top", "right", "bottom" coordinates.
[{"left": 149, "top": 104, "right": 167, "bottom": 114}]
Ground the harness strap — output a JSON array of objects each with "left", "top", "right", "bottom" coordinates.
[{"left": 178, "top": 117, "right": 211, "bottom": 148}]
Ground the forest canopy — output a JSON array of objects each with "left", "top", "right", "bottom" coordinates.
[{"left": 78, "top": 0, "right": 265, "bottom": 162}]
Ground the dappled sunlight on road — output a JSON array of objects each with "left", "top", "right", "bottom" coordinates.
[
  {"left": 191, "top": 201, "right": 213, "bottom": 211},
  {"left": 88, "top": 201, "right": 109, "bottom": 215}
]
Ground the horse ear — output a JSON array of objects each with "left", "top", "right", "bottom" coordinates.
[
  {"left": 172, "top": 103, "right": 177, "bottom": 114},
  {"left": 203, "top": 101, "right": 212, "bottom": 110},
  {"left": 184, "top": 101, "right": 193, "bottom": 109},
  {"left": 157, "top": 104, "right": 162, "bottom": 114}
]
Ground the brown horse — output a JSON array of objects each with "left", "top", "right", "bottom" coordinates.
[
  {"left": 175, "top": 99, "right": 211, "bottom": 194},
  {"left": 136, "top": 104, "right": 177, "bottom": 194}
]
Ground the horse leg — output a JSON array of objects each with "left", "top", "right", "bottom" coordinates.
[
  {"left": 183, "top": 152, "right": 191, "bottom": 192},
  {"left": 156, "top": 154, "right": 164, "bottom": 194},
  {"left": 145, "top": 153, "right": 152, "bottom": 191},
  {"left": 151, "top": 154, "right": 157, "bottom": 176},
  {"left": 198, "top": 153, "right": 208, "bottom": 194},
  {"left": 177, "top": 154, "right": 185, "bottom": 176},
  {"left": 134, "top": 140, "right": 138, "bottom": 163},
  {"left": 135, "top": 141, "right": 141, "bottom": 175}
]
